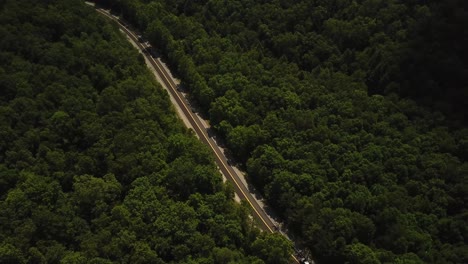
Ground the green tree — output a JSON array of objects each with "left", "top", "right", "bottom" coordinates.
[
  {"left": 250, "top": 233, "right": 293, "bottom": 264},
  {"left": 0, "top": 242, "right": 26, "bottom": 264},
  {"left": 345, "top": 242, "right": 380, "bottom": 264}
]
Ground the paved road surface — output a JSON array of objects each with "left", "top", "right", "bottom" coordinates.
[{"left": 92, "top": 6, "right": 301, "bottom": 263}]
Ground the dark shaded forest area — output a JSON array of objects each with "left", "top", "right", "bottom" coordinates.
[
  {"left": 100, "top": 0, "right": 468, "bottom": 263},
  {"left": 0, "top": 0, "right": 293, "bottom": 263}
]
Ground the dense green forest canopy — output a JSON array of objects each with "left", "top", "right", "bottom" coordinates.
[
  {"left": 100, "top": 0, "right": 468, "bottom": 263},
  {"left": 0, "top": 0, "right": 293, "bottom": 263}
]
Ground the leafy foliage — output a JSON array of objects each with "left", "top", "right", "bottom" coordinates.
[
  {"left": 106, "top": 0, "right": 468, "bottom": 263},
  {"left": 0, "top": 0, "right": 292, "bottom": 263}
]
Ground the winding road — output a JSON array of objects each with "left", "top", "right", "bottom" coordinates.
[{"left": 91, "top": 4, "right": 301, "bottom": 263}]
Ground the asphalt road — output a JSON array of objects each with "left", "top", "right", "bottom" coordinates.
[{"left": 93, "top": 6, "right": 301, "bottom": 263}]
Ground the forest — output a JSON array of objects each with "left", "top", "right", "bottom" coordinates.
[
  {"left": 98, "top": 0, "right": 468, "bottom": 263},
  {"left": 0, "top": 0, "right": 293, "bottom": 263}
]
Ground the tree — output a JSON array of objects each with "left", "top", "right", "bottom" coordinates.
[
  {"left": 0, "top": 242, "right": 26, "bottom": 264},
  {"left": 247, "top": 145, "right": 285, "bottom": 190},
  {"left": 227, "top": 125, "right": 267, "bottom": 162},
  {"left": 72, "top": 174, "right": 121, "bottom": 220},
  {"left": 250, "top": 233, "right": 293, "bottom": 264},
  {"left": 344, "top": 242, "right": 380, "bottom": 264}
]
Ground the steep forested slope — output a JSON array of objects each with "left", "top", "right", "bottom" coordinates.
[
  {"left": 103, "top": 0, "right": 468, "bottom": 263},
  {"left": 0, "top": 0, "right": 292, "bottom": 263}
]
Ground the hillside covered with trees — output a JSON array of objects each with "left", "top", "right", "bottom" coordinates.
[
  {"left": 0, "top": 0, "right": 293, "bottom": 263},
  {"left": 101, "top": 0, "right": 468, "bottom": 263}
]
